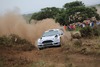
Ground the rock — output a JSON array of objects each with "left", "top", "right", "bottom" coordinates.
[{"left": 71, "top": 32, "right": 81, "bottom": 39}]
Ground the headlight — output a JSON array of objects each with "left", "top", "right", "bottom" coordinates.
[
  {"left": 38, "top": 39, "right": 42, "bottom": 44},
  {"left": 55, "top": 35, "right": 58, "bottom": 37},
  {"left": 38, "top": 42, "right": 42, "bottom": 44},
  {"left": 54, "top": 36, "right": 60, "bottom": 41},
  {"left": 55, "top": 35, "right": 59, "bottom": 39}
]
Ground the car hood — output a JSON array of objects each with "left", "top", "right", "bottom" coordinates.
[
  {"left": 42, "top": 35, "right": 55, "bottom": 40},
  {"left": 38, "top": 35, "right": 56, "bottom": 42}
]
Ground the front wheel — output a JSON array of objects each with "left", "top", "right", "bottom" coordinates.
[
  {"left": 38, "top": 48, "right": 42, "bottom": 50},
  {"left": 60, "top": 37, "right": 63, "bottom": 45}
]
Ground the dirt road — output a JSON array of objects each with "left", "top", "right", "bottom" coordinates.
[{"left": 0, "top": 40, "right": 100, "bottom": 67}]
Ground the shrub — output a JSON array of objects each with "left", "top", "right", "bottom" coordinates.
[
  {"left": 80, "top": 26, "right": 93, "bottom": 37},
  {"left": 80, "top": 26, "right": 100, "bottom": 37},
  {"left": 0, "top": 58, "right": 4, "bottom": 67},
  {"left": 0, "top": 34, "right": 32, "bottom": 46},
  {"left": 0, "top": 34, "right": 35, "bottom": 51},
  {"left": 93, "top": 25, "right": 100, "bottom": 36},
  {"left": 9, "top": 34, "right": 32, "bottom": 45},
  {"left": 0, "top": 36, "right": 11, "bottom": 45}
]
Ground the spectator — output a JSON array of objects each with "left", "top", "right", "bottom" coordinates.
[
  {"left": 96, "top": 20, "right": 100, "bottom": 25},
  {"left": 64, "top": 25, "right": 67, "bottom": 30},
  {"left": 67, "top": 24, "right": 71, "bottom": 31},
  {"left": 70, "top": 24, "right": 74, "bottom": 30},
  {"left": 82, "top": 23, "right": 85, "bottom": 28},
  {"left": 90, "top": 22, "right": 94, "bottom": 27},
  {"left": 73, "top": 23, "right": 76, "bottom": 30}
]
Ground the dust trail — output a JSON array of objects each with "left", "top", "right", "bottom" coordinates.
[
  {"left": 0, "top": 11, "right": 71, "bottom": 45},
  {"left": 0, "top": 11, "right": 59, "bottom": 44}
]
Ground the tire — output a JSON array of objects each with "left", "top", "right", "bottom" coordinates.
[
  {"left": 60, "top": 37, "right": 63, "bottom": 45},
  {"left": 38, "top": 48, "right": 42, "bottom": 50},
  {"left": 38, "top": 47, "right": 43, "bottom": 50},
  {"left": 58, "top": 44, "right": 61, "bottom": 47}
]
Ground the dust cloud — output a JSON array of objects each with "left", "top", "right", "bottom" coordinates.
[
  {"left": 0, "top": 11, "right": 71, "bottom": 45},
  {"left": 0, "top": 11, "right": 58, "bottom": 43}
]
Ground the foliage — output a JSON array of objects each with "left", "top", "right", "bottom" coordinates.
[
  {"left": 30, "top": 1, "right": 100, "bottom": 25},
  {"left": 60, "top": 1, "right": 100, "bottom": 25},
  {"left": 92, "top": 25, "right": 100, "bottom": 36},
  {"left": 0, "top": 36, "right": 11, "bottom": 45},
  {"left": 0, "top": 58, "right": 4, "bottom": 67},
  {"left": 80, "top": 26, "right": 93, "bottom": 37},
  {"left": 30, "top": 7, "right": 60, "bottom": 21},
  {"left": 80, "top": 26, "right": 100, "bottom": 37},
  {"left": 63, "top": 1, "right": 85, "bottom": 9}
]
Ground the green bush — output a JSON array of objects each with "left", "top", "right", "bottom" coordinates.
[
  {"left": 93, "top": 28, "right": 100, "bottom": 36},
  {"left": 80, "top": 26, "right": 93, "bottom": 37},
  {"left": 93, "top": 25, "right": 100, "bottom": 36},
  {"left": 80, "top": 26, "right": 100, "bottom": 37},
  {"left": 0, "top": 36, "right": 11, "bottom": 45}
]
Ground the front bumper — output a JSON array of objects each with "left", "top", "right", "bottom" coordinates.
[{"left": 38, "top": 42, "right": 60, "bottom": 48}]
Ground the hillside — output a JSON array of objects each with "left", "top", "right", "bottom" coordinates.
[
  {"left": 90, "top": 4, "right": 100, "bottom": 15},
  {"left": 95, "top": 5, "right": 100, "bottom": 15},
  {"left": 23, "top": 14, "right": 32, "bottom": 23}
]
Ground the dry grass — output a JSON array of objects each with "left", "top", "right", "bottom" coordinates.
[{"left": 0, "top": 11, "right": 100, "bottom": 67}]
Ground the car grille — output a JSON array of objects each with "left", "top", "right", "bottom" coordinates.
[
  {"left": 42, "top": 40, "right": 53, "bottom": 45},
  {"left": 42, "top": 40, "right": 53, "bottom": 43}
]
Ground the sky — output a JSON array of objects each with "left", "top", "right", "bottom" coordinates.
[{"left": 0, "top": 0, "right": 100, "bottom": 14}]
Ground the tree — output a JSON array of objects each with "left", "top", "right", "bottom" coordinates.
[
  {"left": 55, "top": 1, "right": 100, "bottom": 25},
  {"left": 30, "top": 1, "right": 100, "bottom": 25},
  {"left": 63, "top": 1, "right": 85, "bottom": 9},
  {"left": 30, "top": 7, "right": 60, "bottom": 21}
]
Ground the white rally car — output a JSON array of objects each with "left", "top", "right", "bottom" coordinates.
[{"left": 37, "top": 29, "right": 63, "bottom": 50}]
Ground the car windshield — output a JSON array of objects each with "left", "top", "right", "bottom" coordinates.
[{"left": 43, "top": 30, "right": 59, "bottom": 37}]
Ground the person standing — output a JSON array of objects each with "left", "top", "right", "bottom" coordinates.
[
  {"left": 64, "top": 25, "right": 67, "bottom": 30},
  {"left": 73, "top": 23, "right": 76, "bottom": 30}
]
